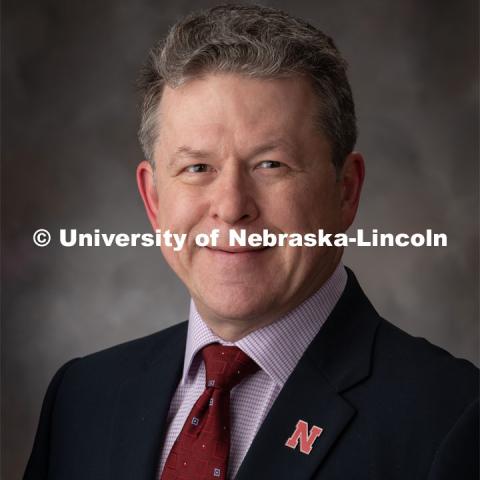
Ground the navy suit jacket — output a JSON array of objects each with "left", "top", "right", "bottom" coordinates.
[{"left": 24, "top": 269, "right": 479, "bottom": 479}]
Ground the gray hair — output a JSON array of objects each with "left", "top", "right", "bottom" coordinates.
[{"left": 137, "top": 4, "right": 357, "bottom": 172}]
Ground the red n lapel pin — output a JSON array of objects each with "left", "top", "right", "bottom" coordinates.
[{"left": 285, "top": 419, "right": 323, "bottom": 454}]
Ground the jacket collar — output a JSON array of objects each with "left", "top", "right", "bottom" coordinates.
[{"left": 306, "top": 267, "right": 380, "bottom": 393}]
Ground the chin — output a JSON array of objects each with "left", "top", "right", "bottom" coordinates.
[{"left": 196, "top": 284, "right": 275, "bottom": 323}]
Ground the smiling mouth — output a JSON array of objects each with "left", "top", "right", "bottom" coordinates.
[{"left": 206, "top": 246, "right": 270, "bottom": 254}]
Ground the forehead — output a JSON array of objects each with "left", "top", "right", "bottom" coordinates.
[{"left": 156, "top": 73, "right": 321, "bottom": 155}]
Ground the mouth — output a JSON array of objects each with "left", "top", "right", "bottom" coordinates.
[{"left": 206, "top": 246, "right": 270, "bottom": 254}]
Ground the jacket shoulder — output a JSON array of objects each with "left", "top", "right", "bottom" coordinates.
[
  {"left": 61, "top": 320, "right": 188, "bottom": 388},
  {"left": 373, "top": 317, "right": 478, "bottom": 406},
  {"left": 84, "top": 320, "right": 188, "bottom": 363}
]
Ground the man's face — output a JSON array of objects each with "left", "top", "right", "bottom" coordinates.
[{"left": 138, "top": 73, "right": 362, "bottom": 338}]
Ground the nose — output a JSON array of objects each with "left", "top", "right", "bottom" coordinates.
[{"left": 209, "top": 165, "right": 259, "bottom": 225}]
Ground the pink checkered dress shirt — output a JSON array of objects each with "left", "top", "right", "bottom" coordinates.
[{"left": 158, "top": 263, "right": 347, "bottom": 479}]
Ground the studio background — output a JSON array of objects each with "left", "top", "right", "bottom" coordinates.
[{"left": 2, "top": 0, "right": 478, "bottom": 478}]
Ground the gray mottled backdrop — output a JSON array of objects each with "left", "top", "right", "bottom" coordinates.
[{"left": 2, "top": 0, "right": 478, "bottom": 478}]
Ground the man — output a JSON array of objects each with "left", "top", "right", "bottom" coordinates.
[{"left": 24, "top": 4, "right": 478, "bottom": 479}]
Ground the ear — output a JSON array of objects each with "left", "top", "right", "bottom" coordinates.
[
  {"left": 339, "top": 152, "right": 365, "bottom": 231},
  {"left": 137, "top": 160, "right": 160, "bottom": 230}
]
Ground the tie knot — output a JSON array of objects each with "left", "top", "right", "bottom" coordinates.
[{"left": 202, "top": 343, "right": 259, "bottom": 391}]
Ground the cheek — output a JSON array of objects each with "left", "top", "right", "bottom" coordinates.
[
  {"left": 156, "top": 187, "right": 206, "bottom": 233},
  {"left": 264, "top": 181, "right": 339, "bottom": 232},
  {"left": 155, "top": 186, "right": 208, "bottom": 277},
  {"left": 300, "top": 180, "right": 342, "bottom": 230}
]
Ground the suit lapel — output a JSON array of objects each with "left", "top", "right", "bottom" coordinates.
[
  {"left": 235, "top": 356, "right": 355, "bottom": 480},
  {"left": 109, "top": 322, "right": 188, "bottom": 480},
  {"left": 236, "top": 268, "right": 381, "bottom": 480}
]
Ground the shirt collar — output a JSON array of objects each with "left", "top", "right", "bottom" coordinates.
[{"left": 182, "top": 262, "right": 347, "bottom": 387}]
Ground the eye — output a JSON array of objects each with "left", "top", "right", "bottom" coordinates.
[
  {"left": 257, "top": 160, "right": 282, "bottom": 169},
  {"left": 184, "top": 163, "right": 213, "bottom": 173}
]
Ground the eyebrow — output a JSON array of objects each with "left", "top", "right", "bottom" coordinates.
[
  {"left": 167, "top": 146, "right": 211, "bottom": 168},
  {"left": 168, "top": 139, "right": 297, "bottom": 168},
  {"left": 250, "top": 139, "right": 296, "bottom": 157}
]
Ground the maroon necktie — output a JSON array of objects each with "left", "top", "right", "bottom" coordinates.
[{"left": 160, "top": 343, "right": 259, "bottom": 480}]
